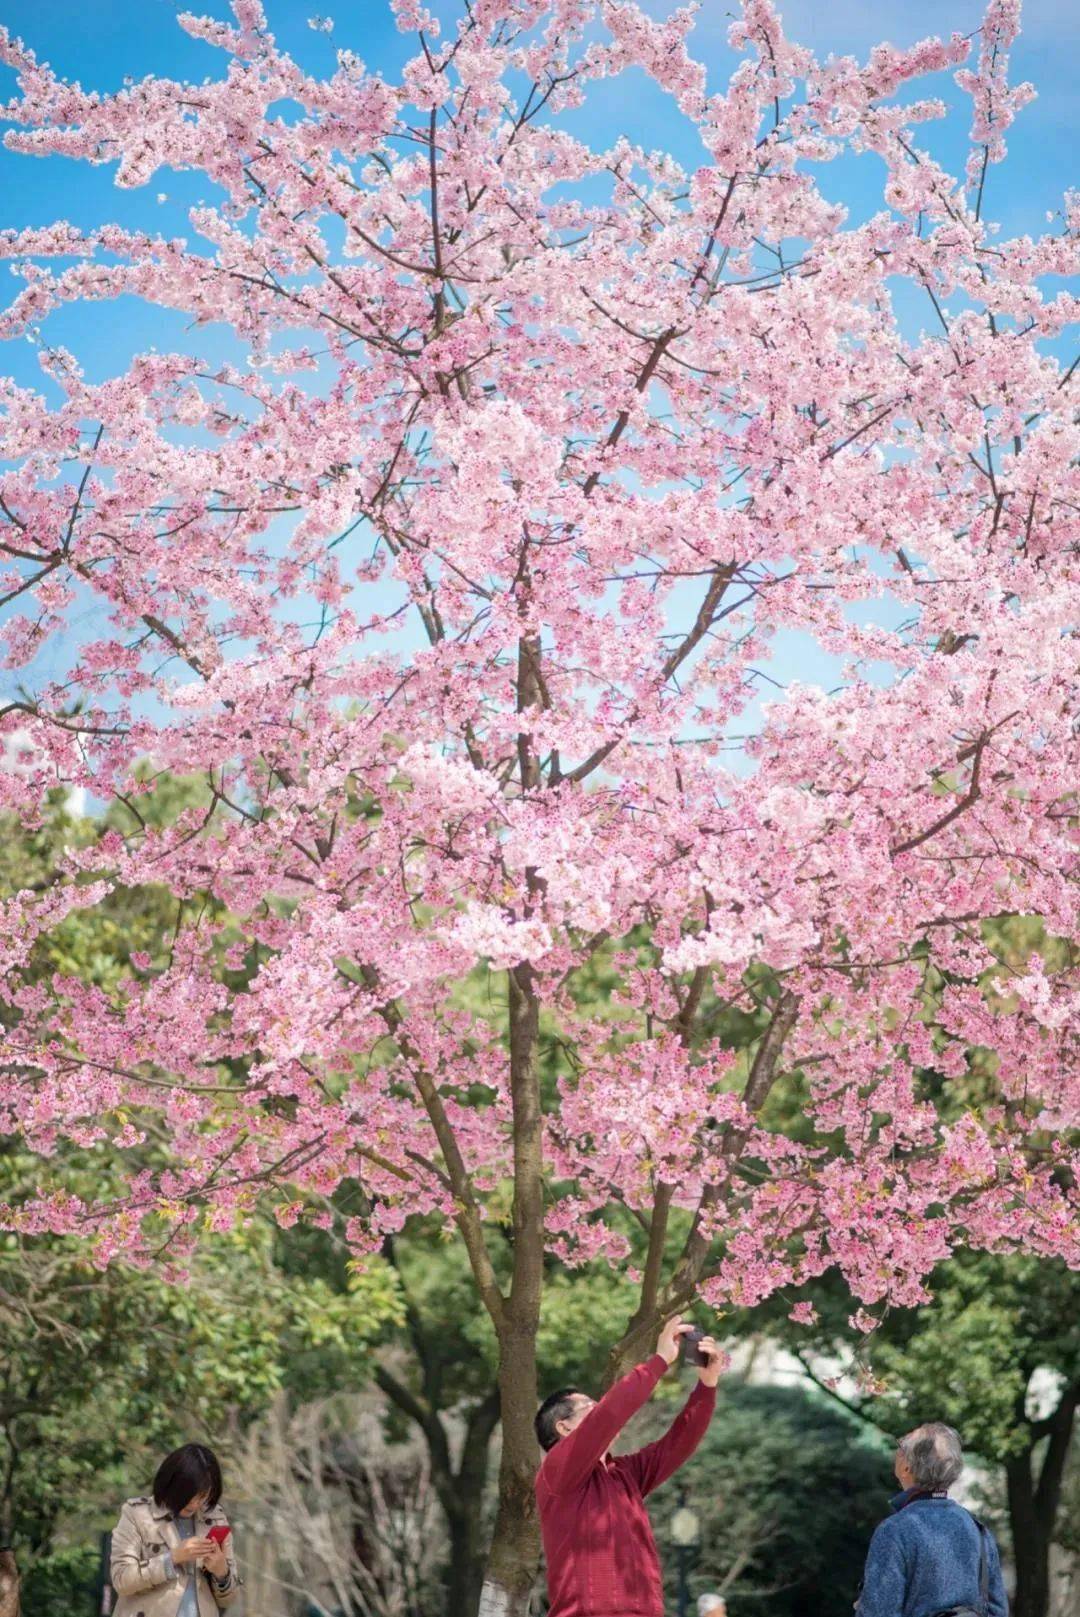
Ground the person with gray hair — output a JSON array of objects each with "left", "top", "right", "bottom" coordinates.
[
  {"left": 697, "top": 1596, "right": 726, "bottom": 1617},
  {"left": 855, "top": 1424, "right": 1006, "bottom": 1617}
]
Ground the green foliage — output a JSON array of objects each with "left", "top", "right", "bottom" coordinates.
[
  {"left": 864, "top": 1255, "right": 1080, "bottom": 1463},
  {"left": 290, "top": 1218, "right": 640, "bottom": 1423},
  {"left": 393, "top": 1225, "right": 501, "bottom": 1391},
  {"left": 20, "top": 1543, "right": 100, "bottom": 1615},
  {"left": 537, "top": 1268, "right": 642, "bottom": 1389},
  {"left": 768, "top": 1251, "right": 1080, "bottom": 1467},
  {"left": 0, "top": 1187, "right": 402, "bottom": 1610},
  {"left": 0, "top": 1191, "right": 401, "bottom": 1528}
]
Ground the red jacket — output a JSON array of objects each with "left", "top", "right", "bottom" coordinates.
[{"left": 536, "top": 1353, "right": 716, "bottom": 1617}]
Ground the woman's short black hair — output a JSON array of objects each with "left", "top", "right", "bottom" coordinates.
[{"left": 152, "top": 1444, "right": 223, "bottom": 1514}]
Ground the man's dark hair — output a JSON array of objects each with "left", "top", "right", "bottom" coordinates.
[
  {"left": 153, "top": 1444, "right": 223, "bottom": 1514},
  {"left": 535, "top": 1388, "right": 583, "bottom": 1452}
]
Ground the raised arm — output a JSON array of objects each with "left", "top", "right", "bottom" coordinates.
[
  {"left": 622, "top": 1378, "right": 717, "bottom": 1496},
  {"left": 538, "top": 1315, "right": 693, "bottom": 1495},
  {"left": 540, "top": 1354, "right": 669, "bottom": 1494},
  {"left": 622, "top": 1333, "right": 723, "bottom": 1496}
]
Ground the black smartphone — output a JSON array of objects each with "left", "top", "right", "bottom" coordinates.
[{"left": 679, "top": 1326, "right": 709, "bottom": 1368}]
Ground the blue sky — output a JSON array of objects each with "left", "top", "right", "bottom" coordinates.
[
  {"left": 0, "top": 0, "right": 1076, "bottom": 735},
  {"left": 1, "top": 0, "right": 1074, "bottom": 389}
]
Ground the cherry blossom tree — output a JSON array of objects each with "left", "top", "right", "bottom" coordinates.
[{"left": 0, "top": 0, "right": 1078, "bottom": 1609}]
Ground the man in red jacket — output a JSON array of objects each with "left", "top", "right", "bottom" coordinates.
[{"left": 535, "top": 1316, "right": 722, "bottom": 1617}]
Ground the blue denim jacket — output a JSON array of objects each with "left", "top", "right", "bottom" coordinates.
[{"left": 856, "top": 1492, "right": 1008, "bottom": 1617}]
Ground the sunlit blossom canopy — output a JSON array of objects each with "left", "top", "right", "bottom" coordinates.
[{"left": 0, "top": 0, "right": 1076, "bottom": 1327}]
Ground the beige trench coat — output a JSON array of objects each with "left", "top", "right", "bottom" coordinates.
[{"left": 110, "top": 1495, "right": 241, "bottom": 1617}]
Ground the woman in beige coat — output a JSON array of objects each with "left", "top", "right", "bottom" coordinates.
[{"left": 110, "top": 1443, "right": 240, "bottom": 1617}]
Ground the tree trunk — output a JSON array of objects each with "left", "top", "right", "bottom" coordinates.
[
  {"left": 478, "top": 963, "right": 545, "bottom": 1617},
  {"left": 0, "top": 1549, "right": 19, "bottom": 1617},
  {"left": 446, "top": 1504, "right": 487, "bottom": 1617},
  {"left": 442, "top": 1390, "right": 501, "bottom": 1617},
  {"left": 477, "top": 1576, "right": 532, "bottom": 1617},
  {"left": 375, "top": 1351, "right": 500, "bottom": 1617},
  {"left": 1005, "top": 1383, "right": 1078, "bottom": 1617},
  {"left": 475, "top": 1372, "right": 542, "bottom": 1617},
  {"left": 477, "top": 617, "right": 549, "bottom": 1617},
  {"left": 1006, "top": 1452, "right": 1051, "bottom": 1617},
  {"left": 477, "top": 1311, "right": 540, "bottom": 1614},
  {"left": 476, "top": 1450, "right": 537, "bottom": 1617}
]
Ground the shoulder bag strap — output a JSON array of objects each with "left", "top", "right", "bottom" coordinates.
[{"left": 974, "top": 1520, "right": 989, "bottom": 1614}]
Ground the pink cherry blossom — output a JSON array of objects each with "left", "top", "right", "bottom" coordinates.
[{"left": 0, "top": 0, "right": 1077, "bottom": 1601}]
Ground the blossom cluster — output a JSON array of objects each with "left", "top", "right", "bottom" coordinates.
[{"left": 0, "top": 0, "right": 1077, "bottom": 1322}]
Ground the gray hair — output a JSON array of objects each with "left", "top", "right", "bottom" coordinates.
[
  {"left": 898, "top": 1423, "right": 964, "bottom": 1491},
  {"left": 698, "top": 1599, "right": 726, "bottom": 1617}
]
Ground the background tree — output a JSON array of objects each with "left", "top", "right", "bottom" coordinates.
[
  {"left": 1, "top": 2, "right": 1078, "bottom": 1612},
  {"left": 772, "top": 1253, "right": 1080, "bottom": 1617},
  {"left": 284, "top": 1205, "right": 643, "bottom": 1615},
  {"left": 765, "top": 909, "right": 1080, "bottom": 1617},
  {"left": 0, "top": 1167, "right": 401, "bottom": 1611},
  {"left": 0, "top": 802, "right": 403, "bottom": 1611}
]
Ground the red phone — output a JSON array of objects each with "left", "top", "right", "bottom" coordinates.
[{"left": 206, "top": 1526, "right": 231, "bottom": 1547}]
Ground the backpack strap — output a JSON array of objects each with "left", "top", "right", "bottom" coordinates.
[{"left": 973, "top": 1518, "right": 989, "bottom": 1614}]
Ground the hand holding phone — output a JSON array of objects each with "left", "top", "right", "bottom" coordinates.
[
  {"left": 679, "top": 1326, "right": 709, "bottom": 1368},
  {"left": 172, "top": 1537, "right": 214, "bottom": 1567}
]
